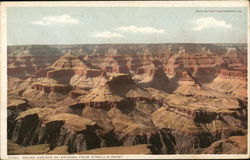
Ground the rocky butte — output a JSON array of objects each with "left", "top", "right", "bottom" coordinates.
[{"left": 7, "top": 43, "right": 247, "bottom": 154}]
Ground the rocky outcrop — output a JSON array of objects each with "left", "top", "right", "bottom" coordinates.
[
  {"left": 22, "top": 79, "right": 73, "bottom": 107},
  {"left": 194, "top": 135, "right": 247, "bottom": 154},
  {"left": 208, "top": 69, "right": 247, "bottom": 99},
  {"left": 164, "top": 52, "right": 225, "bottom": 85},
  {"left": 47, "top": 69, "right": 76, "bottom": 84},
  {"left": 47, "top": 51, "right": 101, "bottom": 84},
  {"left": 81, "top": 73, "right": 152, "bottom": 104},
  {"left": 126, "top": 55, "right": 143, "bottom": 73},
  {"left": 7, "top": 91, "right": 32, "bottom": 140},
  {"left": 7, "top": 43, "right": 247, "bottom": 155},
  {"left": 8, "top": 74, "right": 247, "bottom": 154},
  {"left": 49, "top": 50, "right": 92, "bottom": 70},
  {"left": 169, "top": 70, "right": 202, "bottom": 95},
  {"left": 100, "top": 55, "right": 130, "bottom": 74},
  {"left": 8, "top": 54, "right": 59, "bottom": 78},
  {"left": 8, "top": 108, "right": 101, "bottom": 153},
  {"left": 222, "top": 48, "right": 246, "bottom": 69},
  {"left": 151, "top": 107, "right": 245, "bottom": 153},
  {"left": 218, "top": 69, "right": 247, "bottom": 80},
  {"left": 20, "top": 51, "right": 102, "bottom": 106},
  {"left": 139, "top": 67, "right": 169, "bottom": 90}
]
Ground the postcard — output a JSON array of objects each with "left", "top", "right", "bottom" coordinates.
[{"left": 0, "top": 1, "right": 249, "bottom": 159}]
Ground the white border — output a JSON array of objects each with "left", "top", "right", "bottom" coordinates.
[
  {"left": 1, "top": 1, "right": 249, "bottom": 7},
  {"left": 0, "top": 1, "right": 249, "bottom": 160},
  {"left": 0, "top": 2, "right": 8, "bottom": 159}
]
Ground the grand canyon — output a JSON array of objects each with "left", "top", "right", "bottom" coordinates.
[{"left": 7, "top": 43, "right": 247, "bottom": 154}]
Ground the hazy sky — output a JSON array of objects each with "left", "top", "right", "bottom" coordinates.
[{"left": 7, "top": 7, "right": 247, "bottom": 45}]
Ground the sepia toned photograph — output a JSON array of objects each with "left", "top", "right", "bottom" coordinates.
[{"left": 0, "top": 1, "right": 249, "bottom": 159}]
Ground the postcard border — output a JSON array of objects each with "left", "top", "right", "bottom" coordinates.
[{"left": 1, "top": 1, "right": 249, "bottom": 159}]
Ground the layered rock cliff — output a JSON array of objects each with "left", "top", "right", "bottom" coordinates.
[{"left": 7, "top": 43, "right": 247, "bottom": 155}]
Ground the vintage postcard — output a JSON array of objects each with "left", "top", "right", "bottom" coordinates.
[{"left": 0, "top": 1, "right": 249, "bottom": 159}]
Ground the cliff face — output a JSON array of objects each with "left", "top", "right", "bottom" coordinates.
[
  {"left": 8, "top": 55, "right": 59, "bottom": 78},
  {"left": 208, "top": 69, "right": 247, "bottom": 99},
  {"left": 8, "top": 94, "right": 246, "bottom": 154},
  {"left": 47, "top": 51, "right": 101, "bottom": 84},
  {"left": 165, "top": 53, "right": 222, "bottom": 83},
  {"left": 8, "top": 108, "right": 100, "bottom": 153},
  {"left": 49, "top": 51, "right": 92, "bottom": 70},
  {"left": 8, "top": 73, "right": 247, "bottom": 154},
  {"left": 19, "top": 51, "right": 103, "bottom": 107},
  {"left": 194, "top": 135, "right": 247, "bottom": 154},
  {"left": 139, "top": 67, "right": 169, "bottom": 90},
  {"left": 7, "top": 43, "right": 247, "bottom": 155},
  {"left": 100, "top": 55, "right": 130, "bottom": 74}
]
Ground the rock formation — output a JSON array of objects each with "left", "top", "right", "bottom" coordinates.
[
  {"left": 7, "top": 43, "right": 248, "bottom": 155},
  {"left": 139, "top": 67, "right": 169, "bottom": 90},
  {"left": 165, "top": 52, "right": 222, "bottom": 83},
  {"left": 8, "top": 46, "right": 60, "bottom": 77}
]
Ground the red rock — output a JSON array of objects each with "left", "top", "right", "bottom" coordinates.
[
  {"left": 139, "top": 67, "right": 169, "bottom": 90},
  {"left": 165, "top": 53, "right": 222, "bottom": 79},
  {"left": 126, "top": 55, "right": 143, "bottom": 73},
  {"left": 49, "top": 50, "right": 92, "bottom": 70},
  {"left": 100, "top": 55, "right": 130, "bottom": 74},
  {"left": 7, "top": 44, "right": 248, "bottom": 155},
  {"left": 218, "top": 69, "right": 247, "bottom": 80},
  {"left": 8, "top": 56, "right": 58, "bottom": 77}
]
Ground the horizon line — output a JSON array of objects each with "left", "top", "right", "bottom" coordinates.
[{"left": 7, "top": 42, "right": 248, "bottom": 46}]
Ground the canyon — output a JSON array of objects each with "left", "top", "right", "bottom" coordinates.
[{"left": 7, "top": 43, "right": 247, "bottom": 155}]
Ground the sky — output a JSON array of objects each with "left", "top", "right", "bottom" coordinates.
[{"left": 7, "top": 7, "right": 248, "bottom": 45}]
